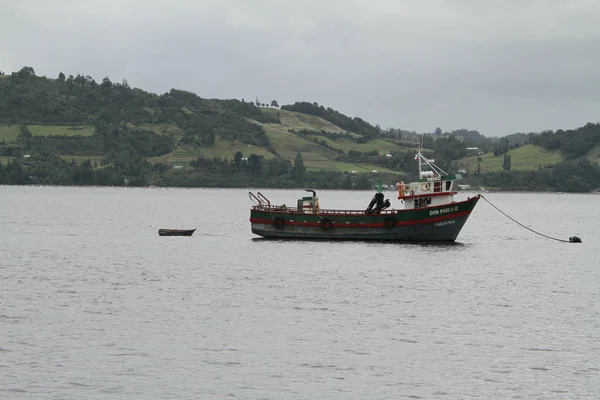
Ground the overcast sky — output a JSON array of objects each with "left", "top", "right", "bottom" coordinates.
[{"left": 1, "top": 0, "right": 599, "bottom": 136}]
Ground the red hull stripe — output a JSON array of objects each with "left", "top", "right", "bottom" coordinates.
[{"left": 250, "top": 210, "right": 472, "bottom": 228}]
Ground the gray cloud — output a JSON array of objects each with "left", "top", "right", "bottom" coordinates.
[{"left": 1, "top": 0, "right": 599, "bottom": 136}]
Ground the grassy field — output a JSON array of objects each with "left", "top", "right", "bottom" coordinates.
[
  {"left": 0, "top": 126, "right": 21, "bottom": 142},
  {"left": 261, "top": 108, "right": 361, "bottom": 137},
  {"left": 262, "top": 125, "right": 338, "bottom": 160},
  {"left": 27, "top": 125, "right": 95, "bottom": 137},
  {"left": 0, "top": 156, "right": 14, "bottom": 165},
  {"left": 456, "top": 144, "right": 565, "bottom": 173},
  {"left": 304, "top": 160, "right": 397, "bottom": 173},
  {"left": 304, "top": 134, "right": 412, "bottom": 155},
  {"left": 584, "top": 145, "right": 600, "bottom": 161},
  {"left": 380, "top": 137, "right": 427, "bottom": 151},
  {"left": 148, "top": 136, "right": 276, "bottom": 165},
  {"left": 0, "top": 125, "right": 95, "bottom": 141},
  {"left": 261, "top": 125, "right": 398, "bottom": 173}
]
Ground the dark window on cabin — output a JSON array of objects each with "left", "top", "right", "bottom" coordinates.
[
  {"left": 445, "top": 181, "right": 452, "bottom": 191},
  {"left": 415, "top": 198, "right": 431, "bottom": 209}
]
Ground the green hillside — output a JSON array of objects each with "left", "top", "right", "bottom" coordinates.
[
  {"left": 456, "top": 145, "right": 565, "bottom": 174},
  {"left": 0, "top": 117, "right": 405, "bottom": 174},
  {"left": 0, "top": 66, "right": 412, "bottom": 188},
  {"left": 261, "top": 108, "right": 358, "bottom": 136},
  {"left": 0, "top": 68, "right": 414, "bottom": 176}
]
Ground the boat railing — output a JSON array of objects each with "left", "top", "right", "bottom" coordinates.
[
  {"left": 248, "top": 191, "right": 262, "bottom": 205},
  {"left": 251, "top": 204, "right": 397, "bottom": 216},
  {"left": 256, "top": 192, "right": 270, "bottom": 207}
]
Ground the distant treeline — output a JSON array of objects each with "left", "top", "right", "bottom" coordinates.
[
  {"left": 466, "top": 158, "right": 600, "bottom": 192},
  {"left": 0, "top": 151, "right": 397, "bottom": 190}
]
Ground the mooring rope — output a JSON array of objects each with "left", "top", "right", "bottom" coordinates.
[{"left": 480, "top": 194, "right": 576, "bottom": 243}]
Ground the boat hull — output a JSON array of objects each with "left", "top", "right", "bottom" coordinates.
[
  {"left": 158, "top": 229, "right": 196, "bottom": 236},
  {"left": 250, "top": 195, "right": 479, "bottom": 242}
]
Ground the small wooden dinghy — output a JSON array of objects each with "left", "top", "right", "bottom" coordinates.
[{"left": 158, "top": 228, "right": 196, "bottom": 236}]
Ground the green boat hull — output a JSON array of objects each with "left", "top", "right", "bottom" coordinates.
[{"left": 250, "top": 195, "right": 480, "bottom": 242}]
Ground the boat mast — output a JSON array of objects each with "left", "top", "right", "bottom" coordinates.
[
  {"left": 418, "top": 133, "right": 423, "bottom": 177},
  {"left": 416, "top": 132, "right": 448, "bottom": 178}
]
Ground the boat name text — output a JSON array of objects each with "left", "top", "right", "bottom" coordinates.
[{"left": 429, "top": 205, "right": 459, "bottom": 216}]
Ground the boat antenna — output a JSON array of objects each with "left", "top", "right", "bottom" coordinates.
[
  {"left": 414, "top": 133, "right": 448, "bottom": 177},
  {"left": 418, "top": 133, "right": 423, "bottom": 177}
]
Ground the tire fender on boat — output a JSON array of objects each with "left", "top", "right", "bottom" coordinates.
[
  {"left": 320, "top": 218, "right": 334, "bottom": 230},
  {"left": 383, "top": 217, "right": 396, "bottom": 228},
  {"left": 421, "top": 182, "right": 430, "bottom": 191},
  {"left": 273, "top": 217, "right": 286, "bottom": 229}
]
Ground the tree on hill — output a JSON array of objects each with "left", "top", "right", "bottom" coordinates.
[
  {"left": 14, "top": 66, "right": 35, "bottom": 78},
  {"left": 291, "top": 152, "right": 305, "bottom": 185},
  {"left": 233, "top": 151, "right": 244, "bottom": 168},
  {"left": 271, "top": 100, "right": 279, "bottom": 108},
  {"left": 58, "top": 72, "right": 65, "bottom": 81},
  {"left": 434, "top": 127, "right": 442, "bottom": 135},
  {"left": 502, "top": 153, "right": 511, "bottom": 171},
  {"left": 493, "top": 137, "right": 510, "bottom": 156},
  {"left": 247, "top": 154, "right": 263, "bottom": 172},
  {"left": 17, "top": 124, "right": 33, "bottom": 150},
  {"left": 449, "top": 129, "right": 485, "bottom": 144},
  {"left": 100, "top": 76, "right": 113, "bottom": 89}
]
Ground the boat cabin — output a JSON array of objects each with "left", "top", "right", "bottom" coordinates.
[
  {"left": 297, "top": 190, "right": 320, "bottom": 214},
  {"left": 397, "top": 152, "right": 461, "bottom": 210}
]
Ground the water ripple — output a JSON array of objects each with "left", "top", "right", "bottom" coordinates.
[{"left": 1, "top": 187, "right": 599, "bottom": 399}]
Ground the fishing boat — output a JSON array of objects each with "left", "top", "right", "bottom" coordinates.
[
  {"left": 249, "top": 148, "right": 480, "bottom": 242},
  {"left": 158, "top": 228, "right": 196, "bottom": 236}
]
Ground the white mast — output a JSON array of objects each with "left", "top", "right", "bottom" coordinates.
[
  {"left": 418, "top": 133, "right": 423, "bottom": 177},
  {"left": 416, "top": 133, "right": 448, "bottom": 178}
]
